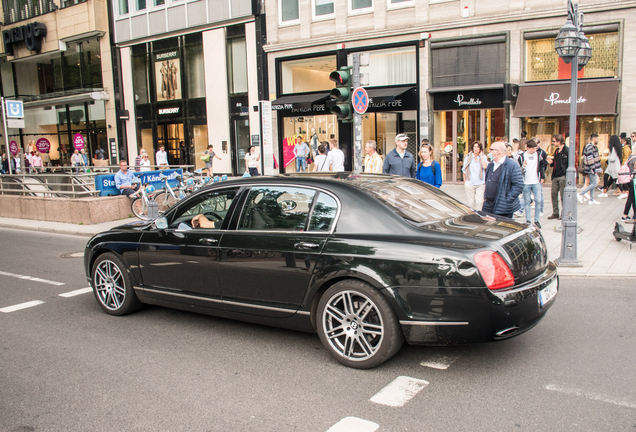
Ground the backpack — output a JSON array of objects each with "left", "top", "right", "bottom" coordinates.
[{"left": 617, "top": 155, "right": 636, "bottom": 184}]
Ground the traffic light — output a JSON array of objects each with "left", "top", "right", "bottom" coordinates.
[{"left": 329, "top": 67, "right": 353, "bottom": 123}]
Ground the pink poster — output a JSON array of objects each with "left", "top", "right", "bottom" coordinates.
[
  {"left": 73, "top": 133, "right": 85, "bottom": 151},
  {"left": 9, "top": 140, "right": 19, "bottom": 155},
  {"left": 36, "top": 138, "right": 51, "bottom": 153},
  {"left": 283, "top": 135, "right": 301, "bottom": 168}
]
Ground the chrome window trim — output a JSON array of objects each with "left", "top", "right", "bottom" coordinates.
[
  {"left": 235, "top": 183, "right": 341, "bottom": 235},
  {"left": 399, "top": 321, "right": 469, "bottom": 326}
]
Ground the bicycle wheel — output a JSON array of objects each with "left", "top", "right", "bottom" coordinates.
[
  {"left": 131, "top": 197, "right": 149, "bottom": 220},
  {"left": 155, "top": 191, "right": 178, "bottom": 212}
]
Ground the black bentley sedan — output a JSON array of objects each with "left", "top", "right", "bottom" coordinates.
[{"left": 84, "top": 173, "right": 558, "bottom": 369}]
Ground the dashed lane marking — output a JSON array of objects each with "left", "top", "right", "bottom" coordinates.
[
  {"left": 327, "top": 417, "right": 379, "bottom": 432},
  {"left": 0, "top": 270, "right": 65, "bottom": 286},
  {"left": 59, "top": 287, "right": 93, "bottom": 297},
  {"left": 546, "top": 384, "right": 636, "bottom": 409},
  {"left": 0, "top": 300, "right": 45, "bottom": 313},
  {"left": 420, "top": 354, "right": 459, "bottom": 370},
  {"left": 370, "top": 376, "right": 429, "bottom": 407}
]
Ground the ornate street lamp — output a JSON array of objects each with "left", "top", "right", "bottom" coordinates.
[{"left": 554, "top": 0, "right": 591, "bottom": 267}]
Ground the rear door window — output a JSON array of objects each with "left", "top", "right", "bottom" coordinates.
[{"left": 238, "top": 186, "right": 317, "bottom": 231}]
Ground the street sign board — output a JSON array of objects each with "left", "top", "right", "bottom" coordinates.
[
  {"left": 352, "top": 87, "right": 369, "bottom": 114},
  {"left": 6, "top": 100, "right": 24, "bottom": 118}
]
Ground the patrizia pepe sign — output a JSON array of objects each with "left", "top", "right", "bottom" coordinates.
[{"left": 544, "top": 92, "right": 588, "bottom": 105}]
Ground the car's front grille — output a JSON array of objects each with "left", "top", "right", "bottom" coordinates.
[{"left": 502, "top": 230, "right": 548, "bottom": 283}]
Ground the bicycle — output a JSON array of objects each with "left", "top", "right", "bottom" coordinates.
[
  {"left": 130, "top": 179, "right": 160, "bottom": 220},
  {"left": 153, "top": 172, "right": 191, "bottom": 212}
]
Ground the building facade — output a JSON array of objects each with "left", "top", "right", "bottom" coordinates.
[
  {"left": 263, "top": 0, "right": 635, "bottom": 181},
  {"left": 111, "top": 0, "right": 266, "bottom": 174},
  {"left": 0, "top": 0, "right": 116, "bottom": 167}
]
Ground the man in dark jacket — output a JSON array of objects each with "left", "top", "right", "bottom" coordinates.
[
  {"left": 547, "top": 134, "right": 568, "bottom": 220},
  {"left": 482, "top": 141, "right": 524, "bottom": 218},
  {"left": 383, "top": 133, "right": 416, "bottom": 178}
]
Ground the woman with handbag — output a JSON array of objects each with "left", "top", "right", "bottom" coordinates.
[
  {"left": 244, "top": 145, "right": 260, "bottom": 176},
  {"left": 201, "top": 144, "right": 221, "bottom": 177},
  {"left": 599, "top": 135, "right": 622, "bottom": 197}
]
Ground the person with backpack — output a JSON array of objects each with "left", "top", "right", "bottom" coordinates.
[
  {"left": 416, "top": 143, "right": 442, "bottom": 188},
  {"left": 620, "top": 153, "right": 636, "bottom": 221},
  {"left": 462, "top": 141, "right": 488, "bottom": 209}
]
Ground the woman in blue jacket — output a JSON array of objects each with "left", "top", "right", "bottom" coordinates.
[{"left": 416, "top": 143, "right": 442, "bottom": 188}]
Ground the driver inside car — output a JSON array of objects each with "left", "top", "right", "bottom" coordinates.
[{"left": 191, "top": 214, "right": 215, "bottom": 229}]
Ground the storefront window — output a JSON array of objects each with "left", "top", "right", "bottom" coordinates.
[
  {"left": 356, "top": 46, "right": 416, "bottom": 87},
  {"left": 280, "top": 55, "right": 337, "bottom": 94},
  {"left": 63, "top": 43, "right": 82, "bottom": 90},
  {"left": 132, "top": 51, "right": 150, "bottom": 105},
  {"left": 138, "top": 128, "right": 155, "bottom": 164},
  {"left": 82, "top": 39, "right": 103, "bottom": 88},
  {"left": 189, "top": 123, "right": 209, "bottom": 171},
  {"left": 185, "top": 37, "right": 205, "bottom": 98},
  {"left": 282, "top": 114, "right": 338, "bottom": 172},
  {"left": 358, "top": 111, "right": 416, "bottom": 171},
  {"left": 526, "top": 33, "right": 619, "bottom": 81}
]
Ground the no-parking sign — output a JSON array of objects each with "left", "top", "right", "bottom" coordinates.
[{"left": 352, "top": 87, "right": 369, "bottom": 114}]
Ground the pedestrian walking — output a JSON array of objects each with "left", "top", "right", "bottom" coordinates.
[
  {"left": 245, "top": 145, "right": 260, "bottom": 176},
  {"left": 156, "top": 145, "right": 168, "bottom": 168},
  {"left": 416, "top": 143, "right": 442, "bottom": 188},
  {"left": 577, "top": 134, "right": 602, "bottom": 205},
  {"left": 599, "top": 135, "right": 622, "bottom": 197},
  {"left": 383, "top": 134, "right": 416, "bottom": 178},
  {"left": 313, "top": 144, "right": 330, "bottom": 172},
  {"left": 620, "top": 153, "right": 636, "bottom": 222},
  {"left": 547, "top": 134, "right": 568, "bottom": 219},
  {"left": 31, "top": 151, "right": 43, "bottom": 173},
  {"left": 462, "top": 141, "right": 488, "bottom": 209},
  {"left": 481, "top": 141, "right": 524, "bottom": 218},
  {"left": 327, "top": 139, "right": 345, "bottom": 172},
  {"left": 201, "top": 144, "right": 222, "bottom": 177},
  {"left": 71, "top": 150, "right": 83, "bottom": 173},
  {"left": 517, "top": 139, "right": 546, "bottom": 228},
  {"left": 363, "top": 140, "right": 383, "bottom": 173}
]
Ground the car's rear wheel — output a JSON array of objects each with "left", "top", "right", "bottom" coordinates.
[
  {"left": 91, "top": 252, "right": 141, "bottom": 316},
  {"left": 317, "top": 280, "right": 404, "bottom": 369}
]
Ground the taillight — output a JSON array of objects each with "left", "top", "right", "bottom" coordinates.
[{"left": 474, "top": 250, "right": 515, "bottom": 291}]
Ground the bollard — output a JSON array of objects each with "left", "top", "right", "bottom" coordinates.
[{"left": 148, "top": 198, "right": 159, "bottom": 219}]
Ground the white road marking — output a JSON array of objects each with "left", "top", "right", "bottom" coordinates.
[
  {"left": 0, "top": 300, "right": 45, "bottom": 313},
  {"left": 59, "top": 287, "right": 93, "bottom": 297},
  {"left": 546, "top": 384, "right": 636, "bottom": 409},
  {"left": 327, "top": 417, "right": 379, "bottom": 432},
  {"left": 420, "top": 354, "right": 459, "bottom": 370},
  {"left": 370, "top": 376, "right": 429, "bottom": 407},
  {"left": 0, "top": 270, "right": 65, "bottom": 286}
]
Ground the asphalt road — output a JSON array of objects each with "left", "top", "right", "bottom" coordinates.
[{"left": 1, "top": 228, "right": 635, "bottom": 432}]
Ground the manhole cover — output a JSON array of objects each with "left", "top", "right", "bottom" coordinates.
[{"left": 60, "top": 252, "right": 84, "bottom": 259}]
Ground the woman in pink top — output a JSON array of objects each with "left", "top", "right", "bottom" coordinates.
[{"left": 31, "top": 151, "right": 43, "bottom": 173}]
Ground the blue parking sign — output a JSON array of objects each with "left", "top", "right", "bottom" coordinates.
[{"left": 6, "top": 100, "right": 24, "bottom": 118}]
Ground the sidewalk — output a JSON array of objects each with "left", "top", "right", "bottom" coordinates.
[{"left": 1, "top": 182, "right": 634, "bottom": 277}]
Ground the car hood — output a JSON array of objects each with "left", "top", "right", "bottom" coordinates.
[{"left": 110, "top": 220, "right": 152, "bottom": 231}]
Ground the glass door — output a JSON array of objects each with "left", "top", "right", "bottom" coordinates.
[
  {"left": 455, "top": 110, "right": 481, "bottom": 182},
  {"left": 157, "top": 123, "right": 184, "bottom": 166},
  {"left": 232, "top": 119, "right": 251, "bottom": 175}
]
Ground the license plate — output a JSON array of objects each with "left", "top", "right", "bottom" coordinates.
[{"left": 538, "top": 278, "right": 558, "bottom": 307}]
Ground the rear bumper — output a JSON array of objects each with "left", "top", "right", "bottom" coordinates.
[{"left": 389, "top": 261, "right": 558, "bottom": 345}]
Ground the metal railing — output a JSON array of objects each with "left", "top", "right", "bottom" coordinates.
[{"left": 0, "top": 165, "right": 195, "bottom": 198}]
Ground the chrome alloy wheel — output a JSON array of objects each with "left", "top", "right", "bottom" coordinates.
[
  {"left": 94, "top": 260, "right": 126, "bottom": 311},
  {"left": 321, "top": 290, "right": 384, "bottom": 362}
]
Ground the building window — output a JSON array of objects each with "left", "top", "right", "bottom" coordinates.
[
  {"left": 279, "top": 0, "right": 299, "bottom": 24},
  {"left": 132, "top": 49, "right": 150, "bottom": 105},
  {"left": 526, "top": 33, "right": 619, "bottom": 82},
  {"left": 350, "top": 0, "right": 372, "bottom": 14},
  {"left": 2, "top": 0, "right": 60, "bottom": 25},
  {"left": 431, "top": 41, "right": 506, "bottom": 87},
  {"left": 313, "top": 0, "right": 334, "bottom": 19},
  {"left": 155, "top": 0, "right": 164, "bottom": 5},
  {"left": 280, "top": 55, "right": 337, "bottom": 94},
  {"left": 185, "top": 34, "right": 205, "bottom": 99},
  {"left": 388, "top": 0, "right": 414, "bottom": 8},
  {"left": 118, "top": 0, "right": 128, "bottom": 14},
  {"left": 227, "top": 29, "right": 248, "bottom": 95},
  {"left": 137, "top": 0, "right": 146, "bottom": 11},
  {"left": 356, "top": 46, "right": 416, "bottom": 86}
]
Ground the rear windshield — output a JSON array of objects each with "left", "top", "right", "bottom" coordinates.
[{"left": 357, "top": 178, "right": 471, "bottom": 225}]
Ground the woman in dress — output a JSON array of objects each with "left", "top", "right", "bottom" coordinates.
[
  {"left": 599, "top": 135, "right": 622, "bottom": 197},
  {"left": 202, "top": 144, "right": 222, "bottom": 177}
]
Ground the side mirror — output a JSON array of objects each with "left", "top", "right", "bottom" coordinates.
[{"left": 154, "top": 216, "right": 168, "bottom": 230}]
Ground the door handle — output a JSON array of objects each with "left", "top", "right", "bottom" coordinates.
[
  {"left": 294, "top": 242, "right": 319, "bottom": 250},
  {"left": 199, "top": 238, "right": 218, "bottom": 245}
]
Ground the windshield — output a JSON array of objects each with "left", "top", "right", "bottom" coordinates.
[{"left": 356, "top": 177, "right": 472, "bottom": 225}]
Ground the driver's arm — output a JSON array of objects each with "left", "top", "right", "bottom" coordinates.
[{"left": 191, "top": 214, "right": 215, "bottom": 229}]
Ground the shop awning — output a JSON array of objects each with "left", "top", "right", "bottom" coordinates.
[
  {"left": 367, "top": 86, "right": 415, "bottom": 102},
  {"left": 271, "top": 92, "right": 330, "bottom": 111},
  {"left": 512, "top": 79, "right": 619, "bottom": 117}
]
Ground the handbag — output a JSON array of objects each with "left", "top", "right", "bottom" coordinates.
[
  {"left": 618, "top": 155, "right": 636, "bottom": 184},
  {"left": 200, "top": 153, "right": 210, "bottom": 162},
  {"left": 242, "top": 171, "right": 251, "bottom": 177}
]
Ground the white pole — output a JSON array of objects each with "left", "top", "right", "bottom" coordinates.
[{"left": 1, "top": 97, "right": 13, "bottom": 175}]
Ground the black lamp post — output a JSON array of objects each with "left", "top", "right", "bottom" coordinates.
[{"left": 554, "top": 0, "right": 591, "bottom": 267}]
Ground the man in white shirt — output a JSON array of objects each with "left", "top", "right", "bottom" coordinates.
[
  {"left": 327, "top": 139, "right": 345, "bottom": 172},
  {"left": 518, "top": 139, "right": 546, "bottom": 228},
  {"left": 156, "top": 145, "right": 168, "bottom": 168}
]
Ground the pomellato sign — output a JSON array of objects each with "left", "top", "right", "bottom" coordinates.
[
  {"left": 433, "top": 89, "right": 504, "bottom": 111},
  {"left": 2, "top": 22, "right": 47, "bottom": 56},
  {"left": 453, "top": 94, "right": 483, "bottom": 107},
  {"left": 543, "top": 92, "right": 587, "bottom": 106}
]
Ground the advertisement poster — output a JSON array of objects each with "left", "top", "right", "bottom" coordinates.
[
  {"left": 9, "top": 140, "right": 19, "bottom": 155},
  {"left": 282, "top": 135, "right": 302, "bottom": 168},
  {"left": 36, "top": 138, "right": 51, "bottom": 152},
  {"left": 73, "top": 133, "right": 85, "bottom": 151},
  {"left": 155, "top": 51, "right": 181, "bottom": 101}
]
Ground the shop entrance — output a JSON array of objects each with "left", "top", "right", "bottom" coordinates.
[
  {"left": 231, "top": 119, "right": 251, "bottom": 175},
  {"left": 157, "top": 123, "right": 184, "bottom": 166},
  {"left": 434, "top": 109, "right": 504, "bottom": 183}
]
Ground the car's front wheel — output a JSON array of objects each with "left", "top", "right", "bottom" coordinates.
[
  {"left": 317, "top": 280, "right": 404, "bottom": 369},
  {"left": 91, "top": 252, "right": 142, "bottom": 316}
]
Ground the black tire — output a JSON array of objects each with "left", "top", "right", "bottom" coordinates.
[
  {"left": 91, "top": 252, "right": 142, "bottom": 316},
  {"left": 316, "top": 280, "right": 404, "bottom": 369},
  {"left": 155, "top": 190, "right": 178, "bottom": 213},
  {"left": 131, "top": 197, "right": 148, "bottom": 220}
]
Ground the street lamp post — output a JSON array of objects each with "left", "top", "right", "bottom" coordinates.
[{"left": 554, "top": 0, "right": 591, "bottom": 267}]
